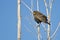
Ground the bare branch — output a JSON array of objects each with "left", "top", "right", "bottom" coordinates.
[
  {"left": 21, "top": 1, "right": 33, "bottom": 13},
  {"left": 37, "top": 24, "right": 43, "bottom": 40},
  {"left": 37, "top": 24, "right": 40, "bottom": 40},
  {"left": 37, "top": 0, "right": 39, "bottom": 11},
  {"left": 51, "top": 22, "right": 60, "bottom": 38},
  {"left": 17, "top": 0, "right": 21, "bottom": 40},
  {"left": 44, "top": 0, "right": 49, "bottom": 16},
  {"left": 49, "top": 0, "right": 54, "bottom": 15}
]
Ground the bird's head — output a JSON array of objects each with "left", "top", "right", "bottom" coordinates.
[{"left": 33, "top": 11, "right": 37, "bottom": 15}]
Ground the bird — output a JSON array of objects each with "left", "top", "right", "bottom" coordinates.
[{"left": 33, "top": 11, "right": 50, "bottom": 25}]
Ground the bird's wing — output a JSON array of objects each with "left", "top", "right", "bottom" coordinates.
[{"left": 35, "top": 13, "right": 48, "bottom": 22}]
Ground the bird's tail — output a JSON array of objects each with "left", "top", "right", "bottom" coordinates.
[
  {"left": 48, "top": 22, "right": 50, "bottom": 25},
  {"left": 46, "top": 22, "right": 51, "bottom": 25}
]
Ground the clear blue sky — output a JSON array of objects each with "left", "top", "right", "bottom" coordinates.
[{"left": 0, "top": 0, "right": 60, "bottom": 40}]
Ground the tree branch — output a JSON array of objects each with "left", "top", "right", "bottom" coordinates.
[{"left": 37, "top": 0, "right": 39, "bottom": 11}]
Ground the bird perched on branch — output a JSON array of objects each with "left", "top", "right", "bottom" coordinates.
[{"left": 33, "top": 11, "right": 50, "bottom": 25}]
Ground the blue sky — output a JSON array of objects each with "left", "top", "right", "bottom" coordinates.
[{"left": 0, "top": 0, "right": 60, "bottom": 40}]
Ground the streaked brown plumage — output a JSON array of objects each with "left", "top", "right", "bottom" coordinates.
[{"left": 33, "top": 11, "right": 50, "bottom": 25}]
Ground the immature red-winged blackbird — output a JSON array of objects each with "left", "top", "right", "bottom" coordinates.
[{"left": 33, "top": 11, "right": 50, "bottom": 25}]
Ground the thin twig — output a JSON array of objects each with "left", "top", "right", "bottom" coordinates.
[
  {"left": 49, "top": 0, "right": 54, "bottom": 16},
  {"left": 37, "top": 0, "right": 39, "bottom": 11},
  {"left": 51, "top": 22, "right": 60, "bottom": 38},
  {"left": 44, "top": 0, "right": 49, "bottom": 16},
  {"left": 21, "top": 1, "right": 33, "bottom": 13}
]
